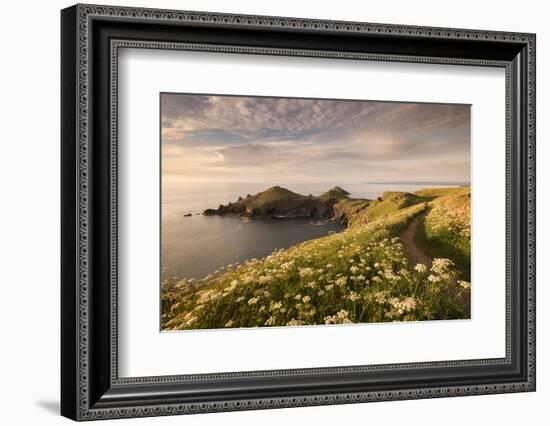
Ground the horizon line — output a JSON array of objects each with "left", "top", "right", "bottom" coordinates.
[{"left": 364, "top": 181, "right": 470, "bottom": 185}]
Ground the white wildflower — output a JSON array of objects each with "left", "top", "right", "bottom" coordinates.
[
  {"left": 347, "top": 292, "right": 360, "bottom": 301},
  {"left": 324, "top": 310, "right": 353, "bottom": 325},
  {"left": 298, "top": 267, "right": 314, "bottom": 277},
  {"left": 414, "top": 264, "right": 427, "bottom": 274},
  {"left": 269, "top": 301, "right": 283, "bottom": 311},
  {"left": 335, "top": 276, "right": 347, "bottom": 287},
  {"left": 427, "top": 274, "right": 440, "bottom": 283},
  {"left": 458, "top": 280, "right": 471, "bottom": 290}
]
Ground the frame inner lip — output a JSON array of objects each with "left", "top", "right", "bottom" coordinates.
[{"left": 109, "top": 38, "right": 513, "bottom": 385}]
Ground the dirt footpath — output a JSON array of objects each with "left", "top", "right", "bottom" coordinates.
[{"left": 400, "top": 214, "right": 432, "bottom": 267}]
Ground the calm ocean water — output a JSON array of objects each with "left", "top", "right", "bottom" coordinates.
[{"left": 161, "top": 181, "right": 464, "bottom": 280}]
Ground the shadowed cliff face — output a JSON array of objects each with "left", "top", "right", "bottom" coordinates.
[{"left": 203, "top": 186, "right": 359, "bottom": 220}]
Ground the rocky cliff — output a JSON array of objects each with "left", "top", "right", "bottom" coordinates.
[{"left": 203, "top": 185, "right": 363, "bottom": 221}]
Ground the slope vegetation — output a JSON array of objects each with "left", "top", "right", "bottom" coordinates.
[{"left": 162, "top": 186, "right": 471, "bottom": 330}]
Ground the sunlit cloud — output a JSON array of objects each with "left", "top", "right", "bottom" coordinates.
[{"left": 161, "top": 93, "right": 470, "bottom": 183}]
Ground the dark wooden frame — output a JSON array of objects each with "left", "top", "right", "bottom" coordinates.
[{"left": 61, "top": 4, "right": 536, "bottom": 421}]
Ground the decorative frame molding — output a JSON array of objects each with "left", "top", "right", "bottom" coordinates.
[{"left": 61, "top": 4, "right": 535, "bottom": 421}]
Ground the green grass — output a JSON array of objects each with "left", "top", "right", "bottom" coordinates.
[
  {"left": 415, "top": 186, "right": 470, "bottom": 201},
  {"left": 414, "top": 188, "right": 471, "bottom": 279},
  {"left": 240, "top": 186, "right": 308, "bottom": 208},
  {"left": 414, "top": 213, "right": 470, "bottom": 280},
  {"left": 351, "top": 191, "right": 424, "bottom": 225}
]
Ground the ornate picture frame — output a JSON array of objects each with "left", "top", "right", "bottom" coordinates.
[{"left": 61, "top": 4, "right": 535, "bottom": 421}]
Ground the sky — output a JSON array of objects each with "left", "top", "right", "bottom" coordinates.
[{"left": 161, "top": 93, "right": 470, "bottom": 184}]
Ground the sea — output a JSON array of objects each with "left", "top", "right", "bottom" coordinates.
[{"left": 161, "top": 181, "right": 466, "bottom": 280}]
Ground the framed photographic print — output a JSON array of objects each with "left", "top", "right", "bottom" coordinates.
[{"left": 61, "top": 4, "right": 536, "bottom": 421}]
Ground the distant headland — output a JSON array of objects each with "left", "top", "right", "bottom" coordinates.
[{"left": 203, "top": 185, "right": 361, "bottom": 222}]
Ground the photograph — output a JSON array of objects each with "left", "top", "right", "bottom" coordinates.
[{"left": 160, "top": 94, "right": 472, "bottom": 330}]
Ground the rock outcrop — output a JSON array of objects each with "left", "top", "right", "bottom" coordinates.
[{"left": 203, "top": 186, "right": 363, "bottom": 221}]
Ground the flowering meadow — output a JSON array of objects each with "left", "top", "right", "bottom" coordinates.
[
  {"left": 420, "top": 187, "right": 471, "bottom": 278},
  {"left": 162, "top": 187, "right": 471, "bottom": 330}
]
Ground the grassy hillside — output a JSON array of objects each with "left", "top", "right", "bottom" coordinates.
[
  {"left": 332, "top": 198, "right": 371, "bottom": 223},
  {"left": 204, "top": 185, "right": 351, "bottom": 219},
  {"left": 162, "top": 186, "right": 471, "bottom": 330},
  {"left": 350, "top": 191, "right": 424, "bottom": 225},
  {"left": 319, "top": 186, "right": 351, "bottom": 199},
  {"left": 415, "top": 186, "right": 469, "bottom": 200},
  {"left": 416, "top": 187, "right": 471, "bottom": 278},
  {"left": 241, "top": 186, "right": 307, "bottom": 207}
]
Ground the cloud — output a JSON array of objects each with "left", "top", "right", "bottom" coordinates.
[
  {"left": 162, "top": 95, "right": 379, "bottom": 143},
  {"left": 161, "top": 94, "right": 470, "bottom": 183}
]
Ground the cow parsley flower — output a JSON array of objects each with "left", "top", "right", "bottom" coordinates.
[{"left": 414, "top": 264, "right": 427, "bottom": 274}]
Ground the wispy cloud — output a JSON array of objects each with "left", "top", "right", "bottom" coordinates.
[{"left": 161, "top": 94, "right": 470, "bottom": 183}]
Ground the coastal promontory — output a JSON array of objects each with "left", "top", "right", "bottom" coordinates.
[{"left": 203, "top": 185, "right": 358, "bottom": 220}]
